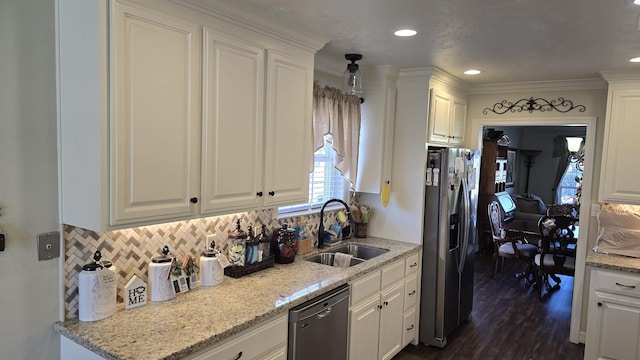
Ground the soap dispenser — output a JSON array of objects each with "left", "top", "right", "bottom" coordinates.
[
  {"left": 148, "top": 245, "right": 176, "bottom": 302},
  {"left": 78, "top": 250, "right": 117, "bottom": 321},
  {"left": 200, "top": 239, "right": 224, "bottom": 287}
]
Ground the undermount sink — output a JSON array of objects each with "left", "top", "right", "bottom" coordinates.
[
  {"left": 332, "top": 244, "right": 389, "bottom": 260},
  {"left": 305, "top": 253, "right": 365, "bottom": 267},
  {"left": 304, "top": 244, "right": 389, "bottom": 267}
]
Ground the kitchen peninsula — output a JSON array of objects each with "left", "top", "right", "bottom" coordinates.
[{"left": 55, "top": 237, "right": 420, "bottom": 360}]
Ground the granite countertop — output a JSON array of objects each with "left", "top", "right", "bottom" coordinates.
[
  {"left": 586, "top": 250, "right": 640, "bottom": 273},
  {"left": 54, "top": 237, "right": 421, "bottom": 360}
]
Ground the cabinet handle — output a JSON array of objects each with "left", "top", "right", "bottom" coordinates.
[
  {"left": 615, "top": 282, "right": 636, "bottom": 289},
  {"left": 268, "top": 191, "right": 275, "bottom": 196},
  {"left": 384, "top": 301, "right": 389, "bottom": 306},
  {"left": 409, "top": 262, "right": 418, "bottom": 268},
  {"left": 233, "top": 351, "right": 243, "bottom": 360},
  {"left": 256, "top": 192, "right": 263, "bottom": 197},
  {"left": 408, "top": 290, "right": 416, "bottom": 296},
  {"left": 377, "top": 304, "right": 383, "bottom": 310},
  {"left": 406, "top": 324, "right": 415, "bottom": 331},
  {"left": 190, "top": 197, "right": 198, "bottom": 204},
  {"left": 597, "top": 302, "right": 602, "bottom": 307}
]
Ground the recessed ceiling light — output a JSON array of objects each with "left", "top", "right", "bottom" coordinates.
[
  {"left": 634, "top": 0, "right": 640, "bottom": 5},
  {"left": 463, "top": 69, "right": 482, "bottom": 75},
  {"left": 394, "top": 29, "right": 417, "bottom": 37},
  {"left": 630, "top": 57, "right": 640, "bottom": 62}
]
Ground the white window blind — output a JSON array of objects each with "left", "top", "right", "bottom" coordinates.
[{"left": 279, "top": 135, "right": 348, "bottom": 214}]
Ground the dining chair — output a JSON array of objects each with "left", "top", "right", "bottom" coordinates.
[
  {"left": 535, "top": 215, "right": 578, "bottom": 300},
  {"left": 488, "top": 201, "right": 539, "bottom": 286}
]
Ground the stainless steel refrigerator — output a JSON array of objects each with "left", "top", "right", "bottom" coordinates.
[{"left": 419, "top": 147, "right": 480, "bottom": 348}]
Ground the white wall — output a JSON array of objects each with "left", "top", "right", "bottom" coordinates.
[{"left": 0, "top": 1, "right": 61, "bottom": 359}]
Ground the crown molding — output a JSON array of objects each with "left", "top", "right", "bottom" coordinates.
[
  {"left": 469, "top": 78, "right": 607, "bottom": 95},
  {"left": 599, "top": 70, "right": 640, "bottom": 83},
  {"left": 170, "top": 0, "right": 328, "bottom": 53}
]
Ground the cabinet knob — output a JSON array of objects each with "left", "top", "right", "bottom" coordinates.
[
  {"left": 256, "top": 192, "right": 263, "bottom": 197},
  {"left": 597, "top": 302, "right": 603, "bottom": 307},
  {"left": 377, "top": 304, "right": 383, "bottom": 310},
  {"left": 268, "top": 191, "right": 275, "bottom": 196},
  {"left": 383, "top": 301, "right": 389, "bottom": 306},
  {"left": 190, "top": 197, "right": 198, "bottom": 204}
]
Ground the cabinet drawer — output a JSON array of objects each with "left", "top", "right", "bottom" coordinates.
[
  {"left": 187, "top": 314, "right": 287, "bottom": 360},
  {"left": 404, "top": 253, "right": 419, "bottom": 275},
  {"left": 403, "top": 308, "right": 417, "bottom": 347},
  {"left": 382, "top": 260, "right": 405, "bottom": 289},
  {"left": 404, "top": 273, "right": 418, "bottom": 310},
  {"left": 594, "top": 269, "right": 640, "bottom": 299},
  {"left": 351, "top": 270, "right": 382, "bottom": 306}
]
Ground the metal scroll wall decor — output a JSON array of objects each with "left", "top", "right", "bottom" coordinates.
[{"left": 483, "top": 97, "right": 586, "bottom": 115}]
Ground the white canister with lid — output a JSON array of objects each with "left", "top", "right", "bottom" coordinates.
[
  {"left": 78, "top": 250, "right": 117, "bottom": 322},
  {"left": 200, "top": 240, "right": 224, "bottom": 287},
  {"left": 148, "top": 245, "right": 176, "bottom": 302}
]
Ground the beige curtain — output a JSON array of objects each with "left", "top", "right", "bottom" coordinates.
[{"left": 312, "top": 82, "right": 361, "bottom": 186}]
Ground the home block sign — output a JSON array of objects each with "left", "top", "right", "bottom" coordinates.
[{"left": 124, "top": 275, "right": 147, "bottom": 310}]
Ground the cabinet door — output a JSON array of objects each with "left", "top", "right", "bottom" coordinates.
[
  {"left": 111, "top": 4, "right": 200, "bottom": 225},
  {"left": 600, "top": 87, "right": 640, "bottom": 204},
  {"left": 263, "top": 51, "right": 312, "bottom": 206},
  {"left": 378, "top": 281, "right": 405, "bottom": 360},
  {"left": 428, "top": 88, "right": 452, "bottom": 145},
  {"left": 201, "top": 29, "right": 264, "bottom": 214},
  {"left": 586, "top": 292, "right": 640, "bottom": 360},
  {"left": 349, "top": 295, "right": 381, "bottom": 360},
  {"left": 449, "top": 97, "right": 467, "bottom": 146}
]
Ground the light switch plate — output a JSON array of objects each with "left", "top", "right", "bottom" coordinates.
[{"left": 37, "top": 231, "right": 60, "bottom": 261}]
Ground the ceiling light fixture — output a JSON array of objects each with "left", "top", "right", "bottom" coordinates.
[
  {"left": 464, "top": 69, "right": 482, "bottom": 75},
  {"left": 394, "top": 29, "right": 417, "bottom": 37},
  {"left": 634, "top": 0, "right": 640, "bottom": 5},
  {"left": 566, "top": 137, "right": 585, "bottom": 171},
  {"left": 630, "top": 57, "right": 640, "bottom": 62},
  {"left": 343, "top": 53, "right": 364, "bottom": 103}
]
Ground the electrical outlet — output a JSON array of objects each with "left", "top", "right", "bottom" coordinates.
[{"left": 37, "top": 231, "right": 60, "bottom": 261}]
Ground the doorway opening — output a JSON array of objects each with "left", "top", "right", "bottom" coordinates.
[{"left": 470, "top": 116, "right": 596, "bottom": 344}]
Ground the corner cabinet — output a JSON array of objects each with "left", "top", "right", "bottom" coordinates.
[
  {"left": 427, "top": 87, "right": 467, "bottom": 147},
  {"left": 599, "top": 80, "right": 640, "bottom": 204},
  {"left": 355, "top": 66, "right": 398, "bottom": 194},
  {"left": 349, "top": 253, "right": 420, "bottom": 360},
  {"left": 58, "top": 1, "right": 319, "bottom": 231},
  {"left": 585, "top": 268, "right": 640, "bottom": 360}
]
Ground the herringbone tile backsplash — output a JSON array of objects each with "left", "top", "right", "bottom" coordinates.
[{"left": 64, "top": 209, "right": 329, "bottom": 320}]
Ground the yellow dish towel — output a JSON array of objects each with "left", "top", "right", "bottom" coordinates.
[{"left": 381, "top": 182, "right": 391, "bottom": 208}]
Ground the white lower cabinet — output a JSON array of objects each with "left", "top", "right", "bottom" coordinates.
[
  {"left": 585, "top": 268, "right": 640, "bottom": 360},
  {"left": 186, "top": 314, "right": 287, "bottom": 360},
  {"left": 61, "top": 314, "right": 287, "bottom": 360},
  {"left": 349, "top": 254, "right": 420, "bottom": 360}
]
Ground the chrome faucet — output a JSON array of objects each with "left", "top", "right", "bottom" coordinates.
[{"left": 318, "top": 199, "right": 353, "bottom": 248}]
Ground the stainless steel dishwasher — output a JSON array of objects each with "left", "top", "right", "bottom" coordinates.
[{"left": 288, "top": 283, "right": 349, "bottom": 360}]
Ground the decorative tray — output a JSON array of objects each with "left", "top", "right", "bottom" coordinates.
[{"left": 224, "top": 256, "right": 275, "bottom": 278}]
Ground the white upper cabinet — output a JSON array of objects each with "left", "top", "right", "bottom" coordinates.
[
  {"left": 599, "top": 76, "right": 640, "bottom": 204},
  {"left": 201, "top": 29, "right": 264, "bottom": 214},
  {"left": 427, "top": 87, "right": 467, "bottom": 146},
  {"left": 111, "top": 3, "right": 201, "bottom": 225},
  {"left": 263, "top": 51, "right": 313, "bottom": 207},
  {"left": 59, "top": 1, "right": 201, "bottom": 231},
  {"left": 58, "top": 0, "right": 323, "bottom": 231},
  {"left": 355, "top": 66, "right": 398, "bottom": 194}
]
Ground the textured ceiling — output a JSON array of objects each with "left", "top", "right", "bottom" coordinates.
[{"left": 192, "top": 0, "right": 640, "bottom": 84}]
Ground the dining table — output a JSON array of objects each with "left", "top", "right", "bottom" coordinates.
[{"left": 504, "top": 218, "right": 579, "bottom": 248}]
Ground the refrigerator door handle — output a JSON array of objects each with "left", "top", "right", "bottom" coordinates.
[{"left": 457, "top": 177, "right": 471, "bottom": 274}]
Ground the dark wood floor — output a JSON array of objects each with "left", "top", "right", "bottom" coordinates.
[{"left": 393, "top": 253, "right": 585, "bottom": 360}]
